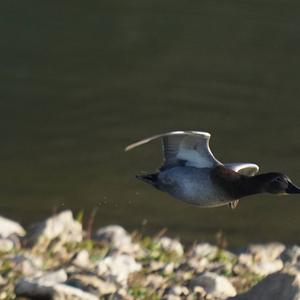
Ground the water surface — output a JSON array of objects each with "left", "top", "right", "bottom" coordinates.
[{"left": 1, "top": 1, "right": 300, "bottom": 246}]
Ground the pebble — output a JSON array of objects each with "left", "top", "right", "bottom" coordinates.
[{"left": 158, "top": 237, "right": 184, "bottom": 257}]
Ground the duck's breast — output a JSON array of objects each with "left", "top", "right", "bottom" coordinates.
[{"left": 158, "top": 166, "right": 232, "bottom": 206}]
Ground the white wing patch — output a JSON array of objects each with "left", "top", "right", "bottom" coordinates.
[{"left": 224, "top": 163, "right": 259, "bottom": 176}]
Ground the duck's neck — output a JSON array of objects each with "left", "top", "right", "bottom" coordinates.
[{"left": 211, "top": 166, "right": 267, "bottom": 199}]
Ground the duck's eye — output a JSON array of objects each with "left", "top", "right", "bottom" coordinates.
[{"left": 273, "top": 177, "right": 284, "bottom": 183}]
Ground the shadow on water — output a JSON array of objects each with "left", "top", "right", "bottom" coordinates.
[{"left": 0, "top": 0, "right": 299, "bottom": 246}]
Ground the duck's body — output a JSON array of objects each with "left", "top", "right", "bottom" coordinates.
[
  {"left": 141, "top": 166, "right": 232, "bottom": 207},
  {"left": 126, "top": 131, "right": 300, "bottom": 208}
]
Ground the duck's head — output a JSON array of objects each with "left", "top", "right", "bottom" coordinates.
[{"left": 262, "top": 173, "right": 300, "bottom": 195}]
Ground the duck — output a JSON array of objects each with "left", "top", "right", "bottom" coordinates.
[{"left": 125, "top": 131, "right": 300, "bottom": 209}]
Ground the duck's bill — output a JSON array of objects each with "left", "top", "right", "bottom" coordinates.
[{"left": 286, "top": 181, "right": 300, "bottom": 194}]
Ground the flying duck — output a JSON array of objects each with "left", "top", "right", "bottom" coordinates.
[{"left": 125, "top": 131, "right": 300, "bottom": 209}]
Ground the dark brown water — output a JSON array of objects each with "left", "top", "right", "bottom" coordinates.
[{"left": 0, "top": 1, "right": 299, "bottom": 246}]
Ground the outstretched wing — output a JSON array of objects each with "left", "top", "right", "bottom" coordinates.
[
  {"left": 224, "top": 163, "right": 259, "bottom": 176},
  {"left": 125, "top": 131, "right": 222, "bottom": 169}
]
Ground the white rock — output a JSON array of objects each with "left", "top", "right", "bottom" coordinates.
[
  {"left": 250, "top": 260, "right": 283, "bottom": 276},
  {"left": 53, "top": 284, "right": 99, "bottom": 300},
  {"left": 189, "top": 243, "right": 218, "bottom": 260},
  {"left": 190, "top": 272, "right": 237, "bottom": 299},
  {"left": 164, "top": 295, "right": 181, "bottom": 300},
  {"left": 163, "top": 262, "right": 175, "bottom": 275},
  {"left": 95, "top": 225, "right": 132, "bottom": 249},
  {"left": 34, "top": 269, "right": 68, "bottom": 285},
  {"left": 248, "top": 243, "right": 285, "bottom": 261},
  {"left": 26, "top": 210, "right": 82, "bottom": 248},
  {"left": 12, "top": 254, "right": 43, "bottom": 276},
  {"left": 0, "top": 238, "right": 14, "bottom": 252},
  {"left": 144, "top": 274, "right": 166, "bottom": 289},
  {"left": 168, "top": 285, "right": 189, "bottom": 296},
  {"left": 188, "top": 257, "right": 209, "bottom": 272},
  {"left": 239, "top": 244, "right": 284, "bottom": 276},
  {"left": 72, "top": 250, "right": 90, "bottom": 268},
  {"left": 0, "top": 216, "right": 25, "bottom": 238},
  {"left": 0, "top": 275, "right": 7, "bottom": 285},
  {"left": 158, "top": 237, "right": 184, "bottom": 256},
  {"left": 96, "top": 254, "right": 141, "bottom": 284}
]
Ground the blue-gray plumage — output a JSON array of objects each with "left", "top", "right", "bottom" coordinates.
[{"left": 126, "top": 131, "right": 300, "bottom": 209}]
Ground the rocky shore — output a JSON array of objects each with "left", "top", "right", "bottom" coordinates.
[{"left": 0, "top": 210, "right": 299, "bottom": 300}]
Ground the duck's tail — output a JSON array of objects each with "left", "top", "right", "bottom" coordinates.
[{"left": 136, "top": 173, "right": 159, "bottom": 188}]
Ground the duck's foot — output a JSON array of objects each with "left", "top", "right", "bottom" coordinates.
[{"left": 229, "top": 200, "right": 239, "bottom": 209}]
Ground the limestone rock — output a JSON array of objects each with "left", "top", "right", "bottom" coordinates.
[
  {"left": 34, "top": 269, "right": 68, "bottom": 285},
  {"left": 238, "top": 243, "right": 284, "bottom": 276},
  {"left": 25, "top": 210, "right": 82, "bottom": 248},
  {"left": 67, "top": 274, "right": 117, "bottom": 296},
  {"left": 96, "top": 254, "right": 142, "bottom": 284},
  {"left": 167, "top": 285, "right": 189, "bottom": 296},
  {"left": 11, "top": 253, "right": 43, "bottom": 276},
  {"left": 0, "top": 238, "right": 14, "bottom": 253},
  {"left": 94, "top": 225, "right": 131, "bottom": 249},
  {"left": 248, "top": 243, "right": 285, "bottom": 261},
  {"left": 250, "top": 259, "right": 283, "bottom": 276},
  {"left": 72, "top": 250, "right": 91, "bottom": 268},
  {"left": 158, "top": 237, "right": 184, "bottom": 256},
  {"left": 190, "top": 272, "right": 236, "bottom": 299},
  {"left": 0, "top": 216, "right": 25, "bottom": 238},
  {"left": 189, "top": 243, "right": 218, "bottom": 260}
]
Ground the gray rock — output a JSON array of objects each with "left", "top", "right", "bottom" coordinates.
[
  {"left": 229, "top": 268, "right": 300, "bottom": 300},
  {"left": 25, "top": 210, "right": 82, "bottom": 248},
  {"left": 281, "top": 245, "right": 300, "bottom": 265},
  {"left": 15, "top": 278, "right": 53, "bottom": 298},
  {"left": 0, "top": 216, "right": 25, "bottom": 238},
  {"left": 190, "top": 272, "right": 237, "bottom": 299},
  {"left": 158, "top": 237, "right": 184, "bottom": 256},
  {"left": 0, "top": 238, "right": 14, "bottom": 252},
  {"left": 96, "top": 254, "right": 142, "bottom": 284},
  {"left": 15, "top": 278, "right": 98, "bottom": 300}
]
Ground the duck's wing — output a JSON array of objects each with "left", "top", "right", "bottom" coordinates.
[
  {"left": 224, "top": 163, "right": 259, "bottom": 176},
  {"left": 125, "top": 131, "right": 222, "bottom": 169}
]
